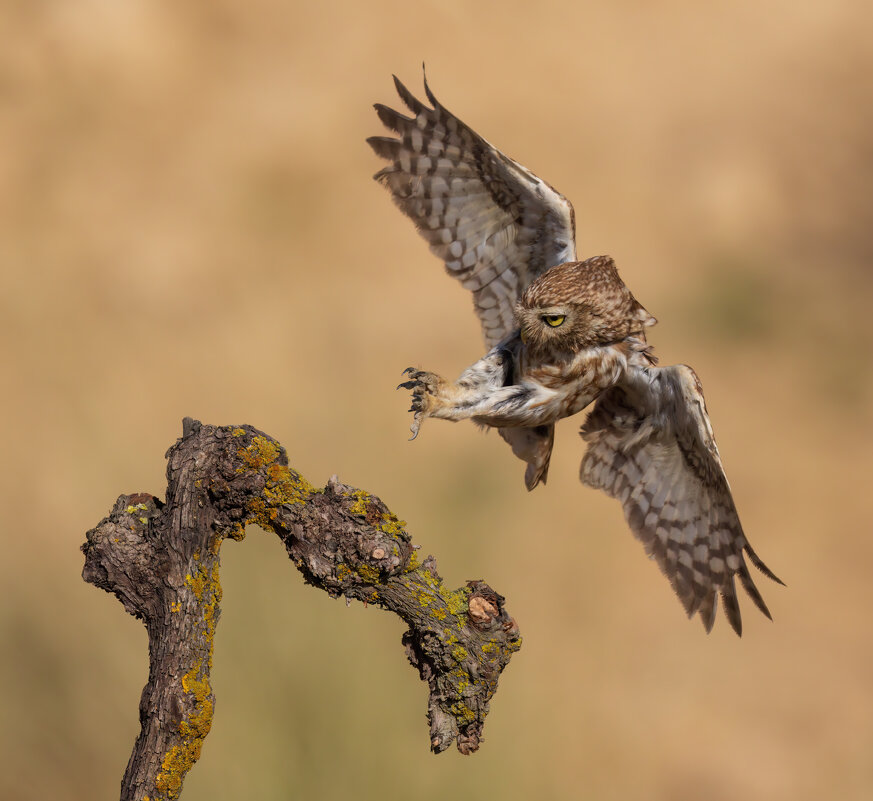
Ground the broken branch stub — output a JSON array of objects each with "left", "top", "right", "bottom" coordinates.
[{"left": 81, "top": 418, "right": 521, "bottom": 800}]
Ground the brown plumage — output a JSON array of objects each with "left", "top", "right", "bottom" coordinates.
[{"left": 372, "top": 74, "right": 782, "bottom": 636}]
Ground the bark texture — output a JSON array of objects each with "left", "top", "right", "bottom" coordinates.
[{"left": 81, "top": 418, "right": 522, "bottom": 801}]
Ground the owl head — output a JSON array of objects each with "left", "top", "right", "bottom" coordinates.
[{"left": 515, "top": 256, "right": 655, "bottom": 356}]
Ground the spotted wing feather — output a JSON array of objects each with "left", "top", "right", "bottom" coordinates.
[
  {"left": 368, "top": 74, "right": 577, "bottom": 347},
  {"left": 580, "top": 364, "right": 782, "bottom": 635}
]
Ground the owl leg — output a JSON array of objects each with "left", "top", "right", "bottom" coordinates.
[
  {"left": 400, "top": 367, "right": 495, "bottom": 439},
  {"left": 399, "top": 367, "right": 560, "bottom": 438},
  {"left": 397, "top": 368, "right": 452, "bottom": 439},
  {"left": 398, "top": 349, "right": 512, "bottom": 439},
  {"left": 397, "top": 366, "right": 492, "bottom": 439}
]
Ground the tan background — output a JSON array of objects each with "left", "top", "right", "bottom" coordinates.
[{"left": 2, "top": 1, "right": 872, "bottom": 799}]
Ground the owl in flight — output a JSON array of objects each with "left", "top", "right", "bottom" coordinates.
[{"left": 367, "top": 74, "right": 782, "bottom": 635}]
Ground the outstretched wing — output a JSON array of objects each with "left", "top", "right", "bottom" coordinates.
[
  {"left": 368, "top": 73, "right": 577, "bottom": 347},
  {"left": 580, "top": 364, "right": 782, "bottom": 635}
]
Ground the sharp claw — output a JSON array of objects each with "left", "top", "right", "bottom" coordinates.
[{"left": 399, "top": 368, "right": 431, "bottom": 440}]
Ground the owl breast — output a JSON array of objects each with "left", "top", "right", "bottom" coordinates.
[{"left": 525, "top": 345, "right": 628, "bottom": 420}]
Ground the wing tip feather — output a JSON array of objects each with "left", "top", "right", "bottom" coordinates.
[
  {"left": 721, "top": 589, "right": 743, "bottom": 637},
  {"left": 392, "top": 73, "right": 430, "bottom": 116},
  {"left": 698, "top": 590, "right": 717, "bottom": 633},
  {"left": 738, "top": 565, "right": 774, "bottom": 621},
  {"left": 421, "top": 62, "right": 440, "bottom": 109},
  {"left": 745, "top": 543, "right": 785, "bottom": 586},
  {"left": 366, "top": 135, "right": 401, "bottom": 160},
  {"left": 373, "top": 102, "right": 413, "bottom": 133}
]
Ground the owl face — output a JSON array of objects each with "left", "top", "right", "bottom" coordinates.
[
  {"left": 515, "top": 300, "right": 586, "bottom": 353},
  {"left": 516, "top": 256, "right": 654, "bottom": 356}
]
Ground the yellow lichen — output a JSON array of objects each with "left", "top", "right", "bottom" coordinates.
[
  {"left": 348, "top": 490, "right": 371, "bottom": 517},
  {"left": 399, "top": 562, "right": 471, "bottom": 628},
  {"left": 449, "top": 700, "right": 476, "bottom": 724},
  {"left": 231, "top": 427, "right": 246, "bottom": 437},
  {"left": 236, "top": 437, "right": 316, "bottom": 530},
  {"left": 227, "top": 522, "right": 246, "bottom": 542},
  {"left": 155, "top": 558, "right": 222, "bottom": 799},
  {"left": 346, "top": 490, "right": 407, "bottom": 539},
  {"left": 184, "top": 570, "right": 207, "bottom": 602},
  {"left": 355, "top": 564, "right": 381, "bottom": 584},
  {"left": 155, "top": 659, "right": 214, "bottom": 799},
  {"left": 443, "top": 588, "right": 469, "bottom": 618},
  {"left": 451, "top": 645, "right": 468, "bottom": 663},
  {"left": 237, "top": 435, "right": 281, "bottom": 470},
  {"left": 377, "top": 513, "right": 406, "bottom": 537},
  {"left": 454, "top": 672, "right": 470, "bottom": 694}
]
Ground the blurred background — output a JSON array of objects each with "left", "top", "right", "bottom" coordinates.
[{"left": 2, "top": 1, "right": 872, "bottom": 799}]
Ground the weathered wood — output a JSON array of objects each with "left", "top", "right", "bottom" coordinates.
[{"left": 82, "top": 418, "right": 522, "bottom": 801}]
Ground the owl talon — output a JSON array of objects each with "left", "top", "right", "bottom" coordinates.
[
  {"left": 409, "top": 413, "right": 423, "bottom": 440},
  {"left": 398, "top": 368, "right": 447, "bottom": 436},
  {"left": 409, "top": 392, "right": 426, "bottom": 412}
]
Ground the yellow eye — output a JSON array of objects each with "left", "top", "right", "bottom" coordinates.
[{"left": 543, "top": 314, "right": 565, "bottom": 328}]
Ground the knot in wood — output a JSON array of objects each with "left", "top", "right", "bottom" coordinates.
[{"left": 468, "top": 595, "right": 498, "bottom": 622}]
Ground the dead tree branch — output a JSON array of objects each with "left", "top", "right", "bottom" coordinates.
[{"left": 81, "top": 418, "right": 522, "bottom": 801}]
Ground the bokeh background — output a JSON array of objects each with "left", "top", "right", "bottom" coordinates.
[{"left": 2, "top": 1, "right": 872, "bottom": 799}]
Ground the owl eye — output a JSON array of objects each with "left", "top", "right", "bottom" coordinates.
[{"left": 542, "top": 314, "right": 566, "bottom": 328}]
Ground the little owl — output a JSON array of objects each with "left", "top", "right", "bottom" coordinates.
[{"left": 367, "top": 74, "right": 782, "bottom": 635}]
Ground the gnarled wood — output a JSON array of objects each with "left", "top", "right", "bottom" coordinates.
[{"left": 82, "top": 418, "right": 521, "bottom": 801}]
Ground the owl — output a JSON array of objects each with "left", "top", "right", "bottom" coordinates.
[{"left": 368, "top": 74, "right": 782, "bottom": 635}]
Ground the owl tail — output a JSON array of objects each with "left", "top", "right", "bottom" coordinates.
[{"left": 498, "top": 425, "right": 555, "bottom": 491}]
